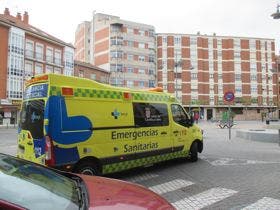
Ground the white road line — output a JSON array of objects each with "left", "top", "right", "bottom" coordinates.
[
  {"left": 172, "top": 187, "right": 237, "bottom": 210},
  {"left": 242, "top": 197, "right": 280, "bottom": 210},
  {"left": 149, "top": 179, "right": 194, "bottom": 195},
  {"left": 125, "top": 173, "right": 159, "bottom": 183}
]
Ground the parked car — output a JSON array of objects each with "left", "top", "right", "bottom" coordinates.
[{"left": 0, "top": 153, "right": 175, "bottom": 210}]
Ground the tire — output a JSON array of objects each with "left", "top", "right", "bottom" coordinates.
[
  {"left": 189, "top": 142, "right": 198, "bottom": 162},
  {"left": 75, "top": 161, "right": 100, "bottom": 176}
]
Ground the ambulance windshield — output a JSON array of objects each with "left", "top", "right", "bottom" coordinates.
[{"left": 20, "top": 100, "right": 45, "bottom": 139}]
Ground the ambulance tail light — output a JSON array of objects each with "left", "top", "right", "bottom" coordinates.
[{"left": 45, "top": 136, "right": 55, "bottom": 166}]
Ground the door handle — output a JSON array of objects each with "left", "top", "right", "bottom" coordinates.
[
  {"left": 27, "top": 141, "right": 33, "bottom": 146},
  {"left": 173, "top": 130, "right": 179, "bottom": 134},
  {"left": 161, "top": 131, "right": 167, "bottom": 135}
]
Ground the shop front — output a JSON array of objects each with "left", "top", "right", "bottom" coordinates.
[{"left": 0, "top": 99, "right": 21, "bottom": 127}]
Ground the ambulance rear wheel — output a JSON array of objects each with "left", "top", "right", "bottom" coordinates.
[
  {"left": 189, "top": 142, "right": 198, "bottom": 162},
  {"left": 75, "top": 161, "right": 100, "bottom": 176}
]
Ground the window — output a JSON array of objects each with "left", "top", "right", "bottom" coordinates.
[
  {"left": 138, "top": 55, "right": 145, "bottom": 62},
  {"left": 191, "top": 73, "right": 197, "bottom": 79},
  {"left": 35, "top": 63, "right": 43, "bottom": 74},
  {"left": 235, "top": 74, "right": 241, "bottom": 81},
  {"left": 127, "top": 80, "right": 134, "bottom": 88},
  {"left": 127, "top": 28, "right": 134, "bottom": 34},
  {"left": 111, "top": 36, "right": 123, "bottom": 46},
  {"left": 133, "top": 103, "right": 169, "bottom": 127},
  {"left": 235, "top": 84, "right": 242, "bottom": 93},
  {"left": 250, "top": 74, "right": 257, "bottom": 81},
  {"left": 174, "top": 36, "right": 181, "bottom": 45},
  {"left": 139, "top": 30, "right": 145, "bottom": 36},
  {"left": 139, "top": 42, "right": 145, "bottom": 49},
  {"left": 54, "top": 67, "right": 61, "bottom": 74},
  {"left": 25, "top": 40, "right": 34, "bottom": 58},
  {"left": 46, "top": 47, "right": 53, "bottom": 63},
  {"left": 149, "top": 80, "right": 155, "bottom": 87},
  {"left": 45, "top": 65, "right": 53, "bottom": 73},
  {"left": 127, "top": 54, "right": 134, "bottom": 61},
  {"left": 111, "top": 64, "right": 123, "bottom": 72},
  {"left": 171, "top": 104, "right": 190, "bottom": 127},
  {"left": 90, "top": 74, "right": 96, "bottom": 80},
  {"left": 24, "top": 62, "right": 33, "bottom": 78},
  {"left": 54, "top": 50, "right": 61, "bottom": 65},
  {"left": 127, "top": 67, "right": 134, "bottom": 73},
  {"left": 127, "top": 40, "right": 134, "bottom": 47},
  {"left": 20, "top": 100, "right": 45, "bottom": 139},
  {"left": 35, "top": 43, "right": 43, "bottom": 60},
  {"left": 163, "top": 37, "right": 167, "bottom": 43},
  {"left": 149, "top": 54, "right": 155, "bottom": 63},
  {"left": 79, "top": 70, "right": 84, "bottom": 77},
  {"left": 138, "top": 69, "right": 145, "bottom": 74},
  {"left": 138, "top": 81, "right": 145, "bottom": 87},
  {"left": 210, "top": 73, "right": 214, "bottom": 79},
  {"left": 111, "top": 51, "right": 123, "bottom": 58}
]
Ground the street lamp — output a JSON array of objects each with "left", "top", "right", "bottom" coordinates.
[{"left": 271, "top": 4, "right": 280, "bottom": 19}]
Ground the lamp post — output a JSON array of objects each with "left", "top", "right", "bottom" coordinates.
[{"left": 271, "top": 4, "right": 280, "bottom": 19}]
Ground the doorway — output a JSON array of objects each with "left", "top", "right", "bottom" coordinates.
[{"left": 207, "top": 109, "right": 213, "bottom": 120}]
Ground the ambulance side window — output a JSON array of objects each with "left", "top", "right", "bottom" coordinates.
[
  {"left": 171, "top": 104, "right": 188, "bottom": 126},
  {"left": 133, "top": 103, "right": 169, "bottom": 127}
]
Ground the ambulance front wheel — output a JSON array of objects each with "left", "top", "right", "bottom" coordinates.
[
  {"left": 189, "top": 142, "right": 198, "bottom": 162},
  {"left": 75, "top": 160, "right": 100, "bottom": 176}
]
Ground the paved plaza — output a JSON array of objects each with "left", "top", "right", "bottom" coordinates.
[{"left": 1, "top": 120, "right": 280, "bottom": 209}]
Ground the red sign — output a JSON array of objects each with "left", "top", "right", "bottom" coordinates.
[{"left": 224, "top": 91, "right": 235, "bottom": 102}]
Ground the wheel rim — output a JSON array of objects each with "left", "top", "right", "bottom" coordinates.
[{"left": 81, "top": 167, "right": 96, "bottom": 175}]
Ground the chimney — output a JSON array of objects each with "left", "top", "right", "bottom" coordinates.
[
  {"left": 16, "top": 12, "right": 22, "bottom": 21},
  {"left": 23, "top": 11, "right": 29, "bottom": 24},
  {"left": 4, "top": 8, "right": 10, "bottom": 16}
]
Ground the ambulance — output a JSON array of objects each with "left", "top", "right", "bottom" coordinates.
[{"left": 17, "top": 74, "right": 203, "bottom": 175}]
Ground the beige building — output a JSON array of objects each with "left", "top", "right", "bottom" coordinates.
[
  {"left": 74, "top": 13, "right": 156, "bottom": 89},
  {"left": 157, "top": 33, "right": 278, "bottom": 120}
]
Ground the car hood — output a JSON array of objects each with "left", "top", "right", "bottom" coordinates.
[{"left": 78, "top": 175, "right": 174, "bottom": 210}]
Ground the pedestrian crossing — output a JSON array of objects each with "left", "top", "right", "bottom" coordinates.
[{"left": 123, "top": 173, "right": 280, "bottom": 210}]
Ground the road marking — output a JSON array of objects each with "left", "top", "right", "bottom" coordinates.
[
  {"left": 125, "top": 173, "right": 159, "bottom": 183},
  {"left": 149, "top": 179, "right": 194, "bottom": 194},
  {"left": 172, "top": 187, "right": 237, "bottom": 210},
  {"left": 242, "top": 197, "right": 280, "bottom": 210},
  {"left": 200, "top": 156, "right": 280, "bottom": 166}
]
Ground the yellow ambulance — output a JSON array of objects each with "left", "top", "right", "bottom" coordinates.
[{"left": 17, "top": 74, "right": 203, "bottom": 175}]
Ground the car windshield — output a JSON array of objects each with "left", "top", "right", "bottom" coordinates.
[{"left": 0, "top": 154, "right": 80, "bottom": 210}]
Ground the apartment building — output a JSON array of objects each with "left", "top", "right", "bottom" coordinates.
[
  {"left": 157, "top": 33, "right": 278, "bottom": 120},
  {"left": 0, "top": 8, "right": 75, "bottom": 126},
  {"left": 74, "top": 13, "right": 156, "bottom": 89}
]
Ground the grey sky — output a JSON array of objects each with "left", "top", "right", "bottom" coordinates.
[{"left": 1, "top": 0, "right": 280, "bottom": 53}]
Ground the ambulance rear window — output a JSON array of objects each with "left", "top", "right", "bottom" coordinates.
[
  {"left": 20, "top": 100, "right": 44, "bottom": 139},
  {"left": 133, "top": 103, "right": 169, "bottom": 127}
]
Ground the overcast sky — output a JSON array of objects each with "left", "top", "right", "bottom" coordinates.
[{"left": 1, "top": 0, "right": 280, "bottom": 53}]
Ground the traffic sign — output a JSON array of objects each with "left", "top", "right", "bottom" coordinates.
[{"left": 224, "top": 91, "right": 235, "bottom": 102}]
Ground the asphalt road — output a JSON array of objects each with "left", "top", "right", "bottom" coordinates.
[{"left": 1, "top": 121, "right": 280, "bottom": 209}]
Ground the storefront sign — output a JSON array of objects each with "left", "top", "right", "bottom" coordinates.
[
  {"left": 4, "top": 112, "right": 11, "bottom": 118},
  {"left": 0, "top": 99, "right": 12, "bottom": 105}
]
